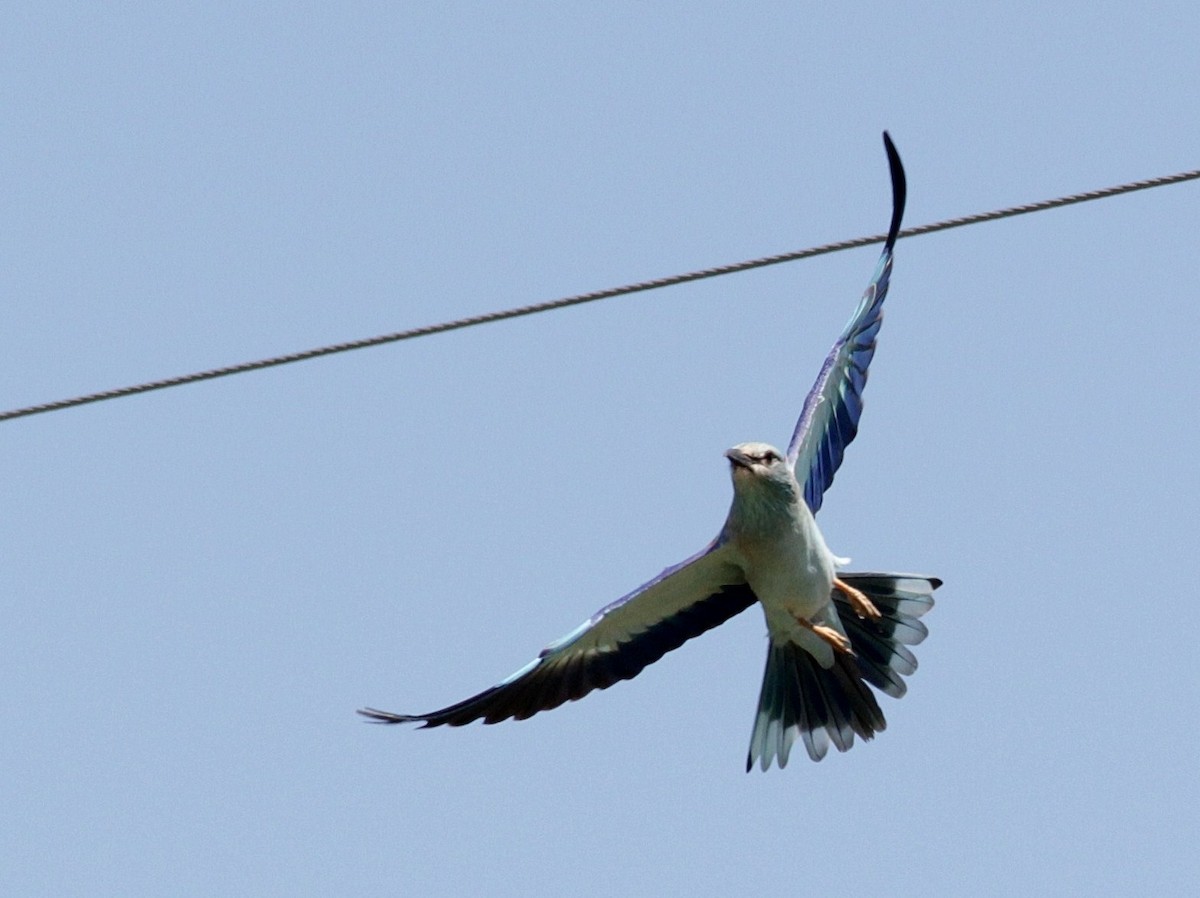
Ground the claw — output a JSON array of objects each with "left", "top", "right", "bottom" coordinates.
[
  {"left": 810, "top": 623, "right": 854, "bottom": 656},
  {"left": 793, "top": 614, "right": 855, "bottom": 656},
  {"left": 835, "top": 578, "right": 882, "bottom": 621}
]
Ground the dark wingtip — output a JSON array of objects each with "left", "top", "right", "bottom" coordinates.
[
  {"left": 357, "top": 706, "right": 412, "bottom": 724},
  {"left": 881, "top": 131, "right": 907, "bottom": 251}
]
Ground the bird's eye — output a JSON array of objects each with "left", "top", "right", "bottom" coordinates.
[{"left": 762, "top": 451, "right": 779, "bottom": 464}]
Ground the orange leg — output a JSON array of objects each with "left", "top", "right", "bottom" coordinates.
[
  {"left": 795, "top": 616, "right": 854, "bottom": 656},
  {"left": 835, "top": 578, "right": 881, "bottom": 621}
]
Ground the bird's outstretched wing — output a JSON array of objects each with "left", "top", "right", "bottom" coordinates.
[
  {"left": 786, "top": 132, "right": 907, "bottom": 514},
  {"left": 360, "top": 540, "right": 755, "bottom": 727}
]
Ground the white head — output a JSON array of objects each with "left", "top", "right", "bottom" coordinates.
[{"left": 724, "top": 442, "right": 796, "bottom": 495}]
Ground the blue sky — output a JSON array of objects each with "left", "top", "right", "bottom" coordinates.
[{"left": 4, "top": 3, "right": 1199, "bottom": 896}]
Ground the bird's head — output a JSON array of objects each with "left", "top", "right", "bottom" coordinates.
[{"left": 724, "top": 442, "right": 795, "bottom": 496}]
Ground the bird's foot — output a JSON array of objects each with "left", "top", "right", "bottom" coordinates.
[
  {"left": 796, "top": 617, "right": 855, "bottom": 656},
  {"left": 835, "top": 578, "right": 882, "bottom": 621}
]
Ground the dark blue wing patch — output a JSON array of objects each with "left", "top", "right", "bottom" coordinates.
[{"left": 786, "top": 133, "right": 906, "bottom": 514}]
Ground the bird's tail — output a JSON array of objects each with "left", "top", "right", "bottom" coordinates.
[{"left": 746, "top": 573, "right": 939, "bottom": 771}]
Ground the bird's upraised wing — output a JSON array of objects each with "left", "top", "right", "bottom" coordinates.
[
  {"left": 786, "top": 133, "right": 907, "bottom": 514},
  {"left": 360, "top": 540, "right": 755, "bottom": 727}
]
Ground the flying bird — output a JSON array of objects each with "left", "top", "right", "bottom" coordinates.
[{"left": 361, "top": 132, "right": 940, "bottom": 771}]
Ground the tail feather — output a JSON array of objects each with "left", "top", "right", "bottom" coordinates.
[{"left": 746, "top": 573, "right": 939, "bottom": 771}]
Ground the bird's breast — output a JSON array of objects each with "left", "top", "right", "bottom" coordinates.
[{"left": 732, "top": 517, "right": 837, "bottom": 622}]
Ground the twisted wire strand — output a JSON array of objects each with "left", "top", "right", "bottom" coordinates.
[{"left": 3, "top": 166, "right": 1197, "bottom": 424}]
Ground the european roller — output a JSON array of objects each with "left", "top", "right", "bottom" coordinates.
[{"left": 361, "top": 133, "right": 940, "bottom": 771}]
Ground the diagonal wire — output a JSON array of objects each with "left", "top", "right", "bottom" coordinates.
[{"left": 3, "top": 165, "right": 1198, "bottom": 424}]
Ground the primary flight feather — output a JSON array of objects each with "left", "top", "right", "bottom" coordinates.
[{"left": 361, "top": 132, "right": 939, "bottom": 771}]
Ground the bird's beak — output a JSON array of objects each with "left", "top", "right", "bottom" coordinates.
[{"left": 724, "top": 448, "right": 753, "bottom": 469}]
